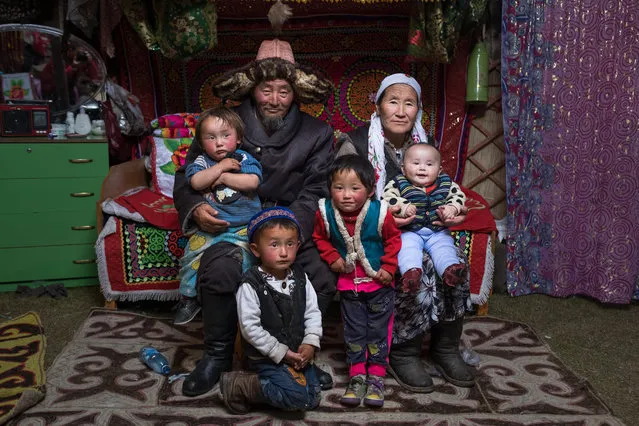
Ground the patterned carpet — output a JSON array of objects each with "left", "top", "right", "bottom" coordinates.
[
  {"left": 0, "top": 312, "right": 46, "bottom": 425},
  {"left": 12, "top": 310, "right": 623, "bottom": 425}
]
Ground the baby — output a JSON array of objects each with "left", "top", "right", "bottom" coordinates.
[{"left": 382, "top": 143, "right": 467, "bottom": 291}]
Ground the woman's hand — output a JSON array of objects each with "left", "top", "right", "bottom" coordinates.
[
  {"left": 432, "top": 205, "right": 469, "bottom": 227},
  {"left": 192, "top": 204, "right": 230, "bottom": 234},
  {"left": 389, "top": 205, "right": 416, "bottom": 228},
  {"left": 438, "top": 205, "right": 458, "bottom": 221}
]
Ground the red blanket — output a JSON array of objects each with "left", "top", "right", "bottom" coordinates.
[
  {"left": 449, "top": 187, "right": 496, "bottom": 305},
  {"left": 106, "top": 187, "right": 180, "bottom": 230},
  {"left": 450, "top": 186, "right": 497, "bottom": 233}
]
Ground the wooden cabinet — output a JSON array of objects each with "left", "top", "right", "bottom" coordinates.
[{"left": 0, "top": 138, "right": 108, "bottom": 290}]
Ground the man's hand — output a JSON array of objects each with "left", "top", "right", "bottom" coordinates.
[
  {"left": 432, "top": 204, "right": 468, "bottom": 227},
  {"left": 330, "top": 258, "right": 347, "bottom": 273},
  {"left": 390, "top": 205, "right": 416, "bottom": 228},
  {"left": 375, "top": 269, "right": 393, "bottom": 285},
  {"left": 192, "top": 204, "right": 230, "bottom": 234},
  {"left": 217, "top": 157, "right": 241, "bottom": 173}
]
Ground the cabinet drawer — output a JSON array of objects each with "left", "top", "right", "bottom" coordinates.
[
  {"left": 1, "top": 177, "right": 103, "bottom": 213},
  {"left": 0, "top": 143, "right": 107, "bottom": 179},
  {"left": 0, "top": 211, "right": 97, "bottom": 248},
  {"left": 0, "top": 244, "right": 97, "bottom": 283}
]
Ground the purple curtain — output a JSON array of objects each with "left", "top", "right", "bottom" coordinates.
[{"left": 502, "top": 0, "right": 639, "bottom": 303}]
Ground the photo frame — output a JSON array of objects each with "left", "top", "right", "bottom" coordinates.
[{"left": 2, "top": 72, "right": 36, "bottom": 101}]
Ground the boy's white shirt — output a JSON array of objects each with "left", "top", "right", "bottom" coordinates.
[{"left": 236, "top": 266, "right": 323, "bottom": 364}]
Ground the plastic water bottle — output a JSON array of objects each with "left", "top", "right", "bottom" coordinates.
[
  {"left": 460, "top": 342, "right": 481, "bottom": 366},
  {"left": 139, "top": 346, "right": 171, "bottom": 375}
]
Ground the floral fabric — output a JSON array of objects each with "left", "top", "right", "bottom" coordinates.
[
  {"left": 122, "top": 0, "right": 217, "bottom": 59},
  {"left": 393, "top": 247, "right": 472, "bottom": 344},
  {"left": 150, "top": 136, "right": 194, "bottom": 198},
  {"left": 502, "top": 0, "right": 639, "bottom": 303}
]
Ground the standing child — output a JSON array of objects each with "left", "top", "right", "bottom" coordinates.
[
  {"left": 220, "top": 208, "right": 323, "bottom": 413},
  {"left": 313, "top": 154, "right": 401, "bottom": 408},
  {"left": 382, "top": 142, "right": 467, "bottom": 292},
  {"left": 174, "top": 107, "right": 262, "bottom": 325}
]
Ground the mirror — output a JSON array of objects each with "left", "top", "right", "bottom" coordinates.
[{"left": 0, "top": 23, "right": 107, "bottom": 118}]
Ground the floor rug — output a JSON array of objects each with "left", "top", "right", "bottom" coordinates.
[
  {"left": 0, "top": 312, "right": 46, "bottom": 425},
  {"left": 13, "top": 309, "right": 623, "bottom": 425}
]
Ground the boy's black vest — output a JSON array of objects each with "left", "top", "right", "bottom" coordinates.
[{"left": 242, "top": 264, "right": 307, "bottom": 362}]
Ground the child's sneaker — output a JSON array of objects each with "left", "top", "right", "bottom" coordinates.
[
  {"left": 363, "top": 375, "right": 385, "bottom": 408},
  {"left": 173, "top": 297, "right": 201, "bottom": 325},
  {"left": 340, "top": 374, "right": 367, "bottom": 406}
]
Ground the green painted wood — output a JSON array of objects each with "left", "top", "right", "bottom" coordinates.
[
  {"left": 0, "top": 277, "right": 99, "bottom": 292},
  {"left": 0, "top": 244, "right": 98, "bottom": 283},
  {"left": 1, "top": 177, "right": 103, "bottom": 213},
  {"left": 0, "top": 211, "right": 98, "bottom": 248},
  {"left": 0, "top": 143, "right": 107, "bottom": 179}
]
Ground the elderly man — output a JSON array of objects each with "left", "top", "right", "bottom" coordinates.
[{"left": 173, "top": 39, "right": 337, "bottom": 397}]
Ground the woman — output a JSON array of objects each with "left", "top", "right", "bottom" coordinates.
[{"left": 336, "top": 73, "right": 475, "bottom": 392}]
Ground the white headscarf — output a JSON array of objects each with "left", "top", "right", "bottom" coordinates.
[{"left": 368, "top": 73, "right": 427, "bottom": 198}]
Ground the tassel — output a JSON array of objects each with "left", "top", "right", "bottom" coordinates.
[{"left": 267, "top": 0, "right": 293, "bottom": 34}]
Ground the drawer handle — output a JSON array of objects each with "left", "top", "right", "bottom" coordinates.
[
  {"left": 69, "top": 158, "right": 94, "bottom": 164},
  {"left": 73, "top": 259, "right": 96, "bottom": 265},
  {"left": 71, "top": 225, "right": 95, "bottom": 231},
  {"left": 70, "top": 192, "right": 94, "bottom": 197}
]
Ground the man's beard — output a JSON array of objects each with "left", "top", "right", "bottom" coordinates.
[{"left": 260, "top": 114, "right": 285, "bottom": 133}]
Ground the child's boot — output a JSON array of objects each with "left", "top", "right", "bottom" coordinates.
[
  {"left": 442, "top": 263, "right": 467, "bottom": 288},
  {"left": 340, "top": 374, "right": 367, "bottom": 406},
  {"left": 400, "top": 268, "right": 422, "bottom": 292},
  {"left": 363, "top": 375, "right": 385, "bottom": 408},
  {"left": 220, "top": 371, "right": 265, "bottom": 414}
]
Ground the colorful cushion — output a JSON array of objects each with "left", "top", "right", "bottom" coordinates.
[
  {"left": 151, "top": 113, "right": 199, "bottom": 129},
  {"left": 96, "top": 216, "right": 187, "bottom": 302},
  {"left": 150, "top": 136, "right": 194, "bottom": 198}
]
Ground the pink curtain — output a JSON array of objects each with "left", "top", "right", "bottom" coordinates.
[{"left": 502, "top": 0, "right": 639, "bottom": 303}]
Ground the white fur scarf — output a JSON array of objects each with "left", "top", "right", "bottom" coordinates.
[{"left": 318, "top": 199, "right": 388, "bottom": 279}]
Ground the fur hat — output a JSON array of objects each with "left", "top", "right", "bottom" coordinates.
[
  {"left": 212, "top": 41, "right": 334, "bottom": 104},
  {"left": 212, "top": 2, "right": 333, "bottom": 104}
]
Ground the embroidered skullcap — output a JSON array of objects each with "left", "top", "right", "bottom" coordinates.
[
  {"left": 256, "top": 39, "right": 295, "bottom": 63},
  {"left": 247, "top": 207, "right": 301, "bottom": 243}
]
